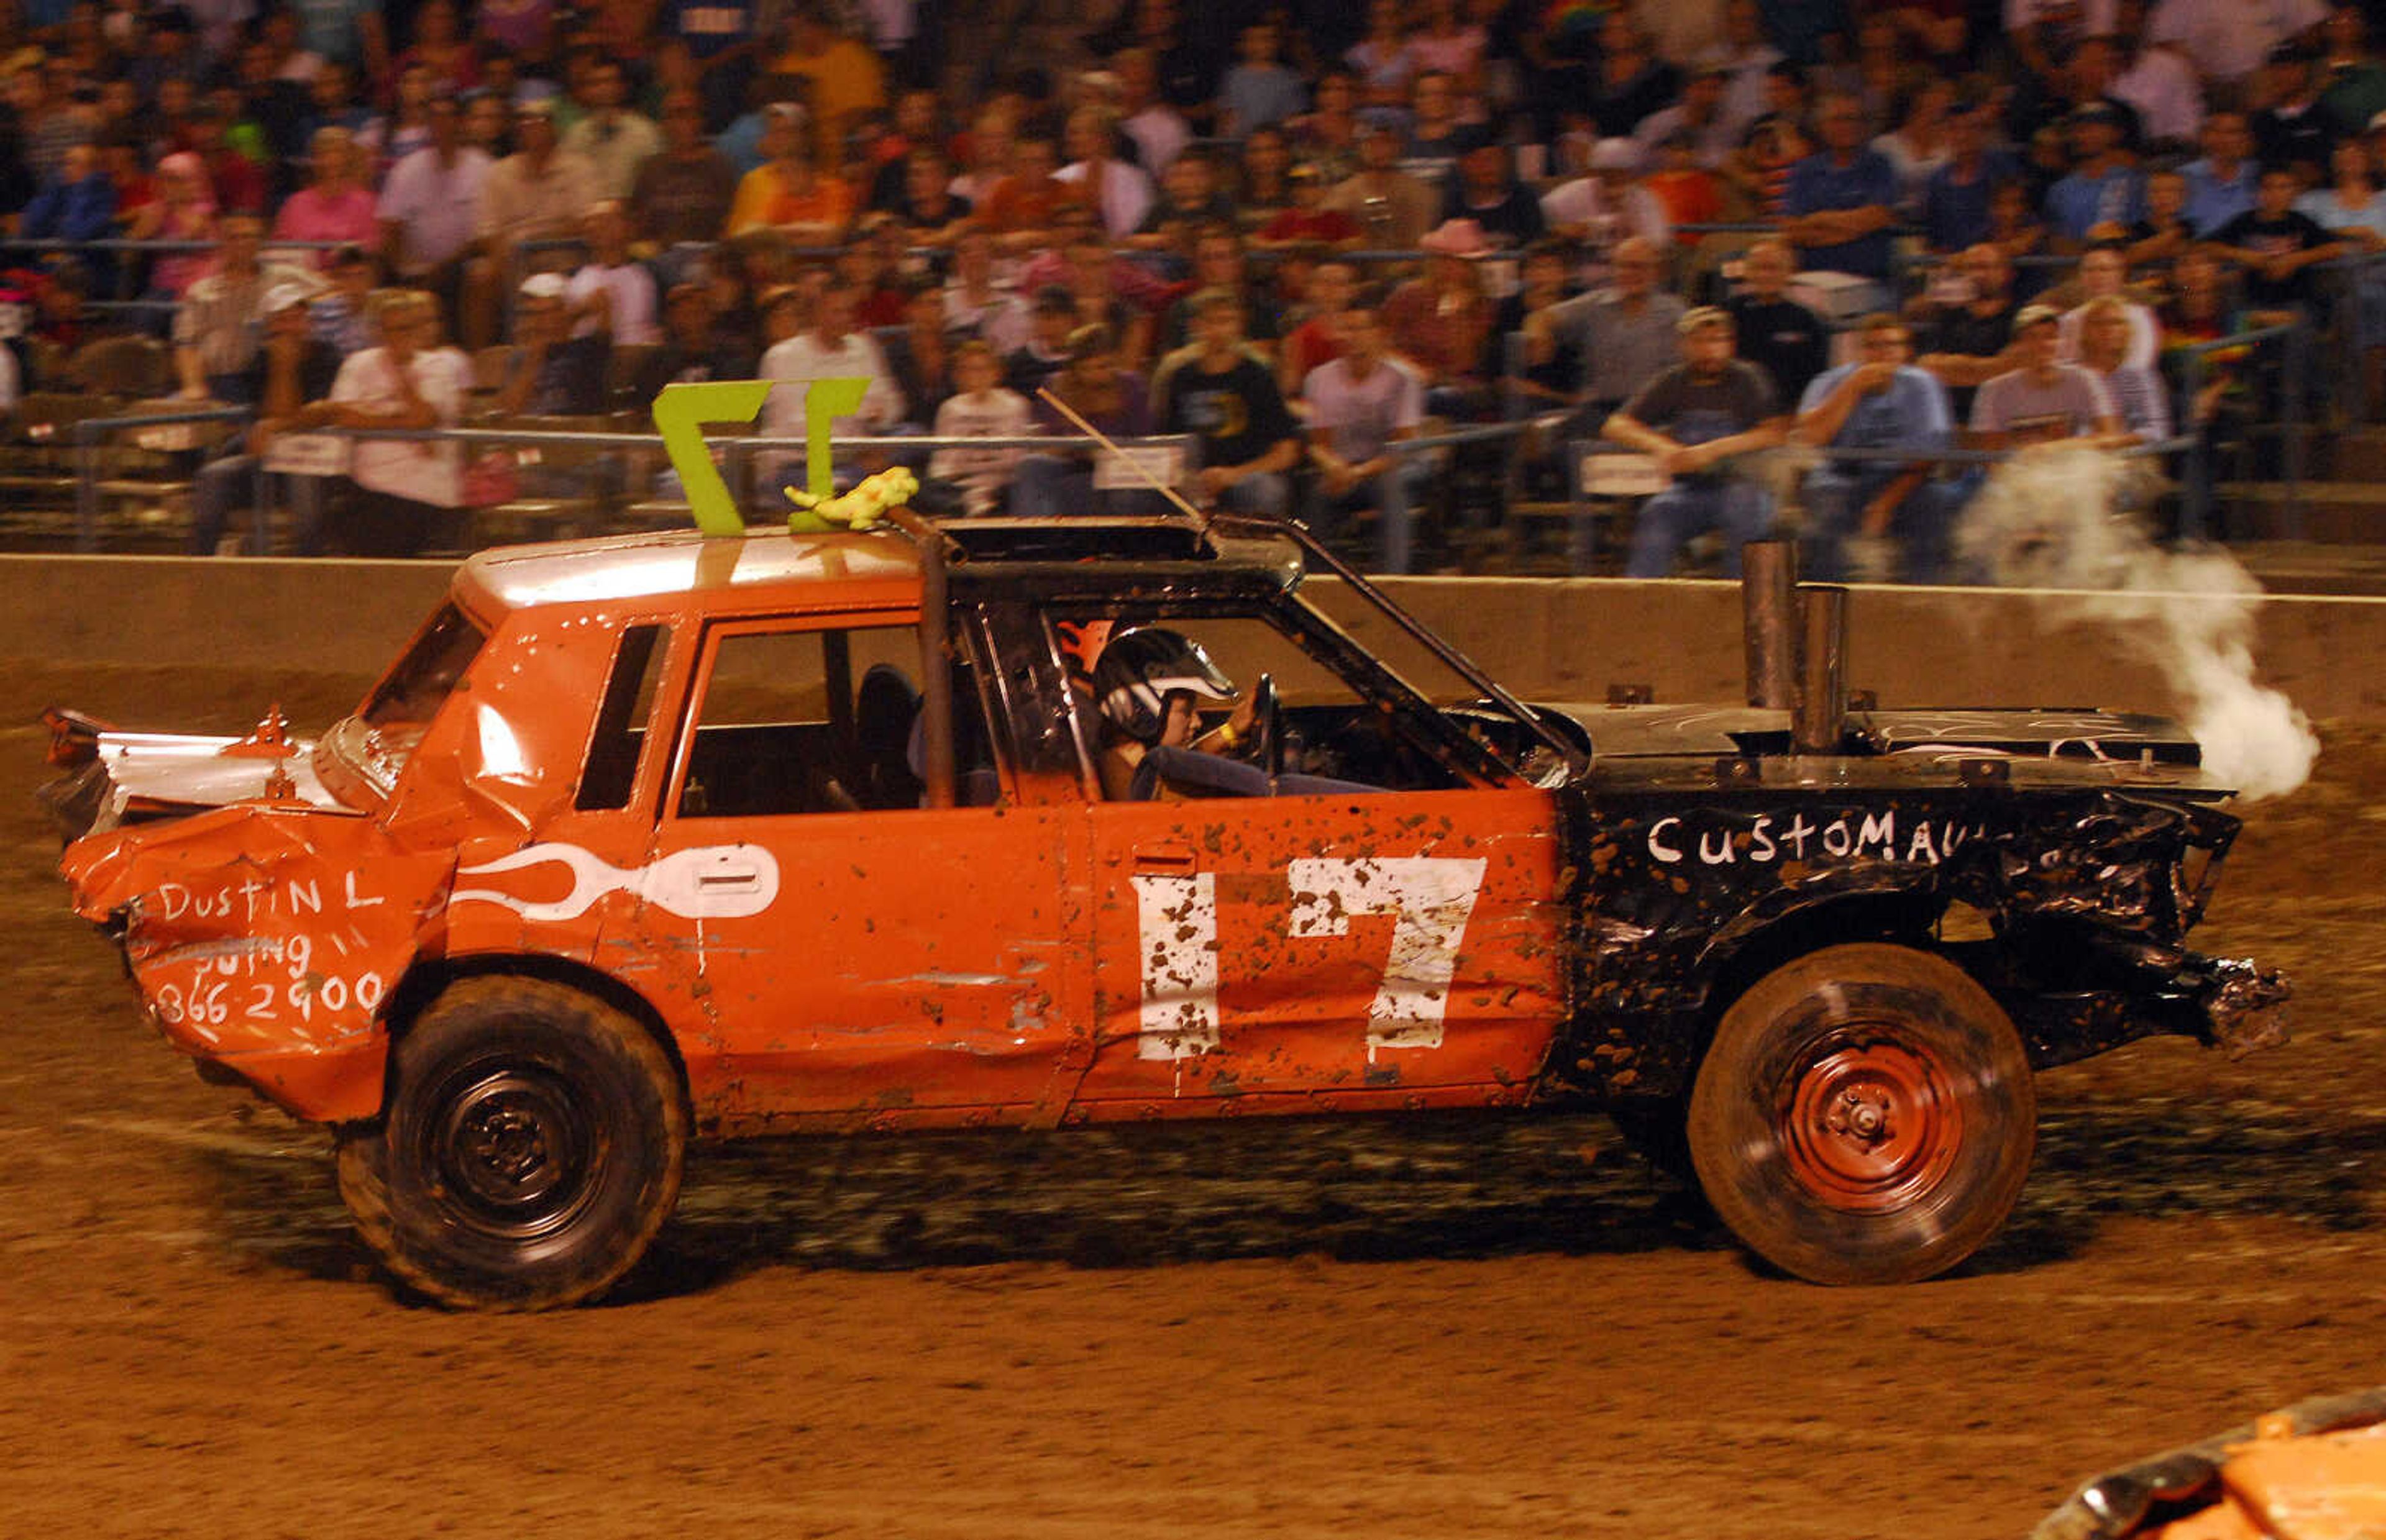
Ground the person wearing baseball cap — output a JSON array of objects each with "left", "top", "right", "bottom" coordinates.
[
  {"left": 185, "top": 276, "right": 342, "bottom": 557},
  {"left": 1967, "top": 301, "right": 2128, "bottom": 452},
  {"left": 1597, "top": 305, "right": 1788, "bottom": 578}
]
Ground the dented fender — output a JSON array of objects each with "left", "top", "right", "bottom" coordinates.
[{"left": 63, "top": 806, "right": 455, "bottom": 1121}]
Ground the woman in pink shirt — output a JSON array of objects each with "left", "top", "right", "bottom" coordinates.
[
  {"left": 273, "top": 127, "right": 379, "bottom": 265},
  {"left": 129, "top": 153, "right": 216, "bottom": 299}
]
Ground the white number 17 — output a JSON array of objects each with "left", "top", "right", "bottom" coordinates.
[{"left": 1131, "top": 857, "right": 1487, "bottom": 1062}]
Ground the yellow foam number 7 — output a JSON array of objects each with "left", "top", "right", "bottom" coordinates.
[{"left": 651, "top": 378, "right": 871, "bottom": 535}]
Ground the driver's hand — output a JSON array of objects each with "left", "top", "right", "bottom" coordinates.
[{"left": 1226, "top": 694, "right": 1257, "bottom": 737}]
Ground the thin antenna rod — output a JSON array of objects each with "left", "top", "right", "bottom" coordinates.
[{"left": 1035, "top": 386, "right": 1210, "bottom": 531}]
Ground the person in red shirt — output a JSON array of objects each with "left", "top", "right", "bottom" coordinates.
[
  {"left": 1255, "top": 162, "right": 1361, "bottom": 249},
  {"left": 1276, "top": 257, "right": 1354, "bottom": 397},
  {"left": 1644, "top": 130, "right": 1723, "bottom": 227}
]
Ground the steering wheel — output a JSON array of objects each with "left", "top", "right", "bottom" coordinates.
[{"left": 1248, "top": 672, "right": 1281, "bottom": 778}]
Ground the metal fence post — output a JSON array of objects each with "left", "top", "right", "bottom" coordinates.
[
  {"left": 2181, "top": 348, "right": 2211, "bottom": 545},
  {"left": 2284, "top": 322, "right": 2308, "bottom": 540},
  {"left": 73, "top": 421, "right": 97, "bottom": 554}
]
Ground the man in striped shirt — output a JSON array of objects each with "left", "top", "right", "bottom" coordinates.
[{"left": 171, "top": 211, "right": 319, "bottom": 403}]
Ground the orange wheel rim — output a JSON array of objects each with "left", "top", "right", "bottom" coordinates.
[{"left": 1781, "top": 1039, "right": 1963, "bottom": 1213}]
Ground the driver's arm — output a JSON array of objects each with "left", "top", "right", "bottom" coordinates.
[{"left": 1193, "top": 692, "right": 1259, "bottom": 757}]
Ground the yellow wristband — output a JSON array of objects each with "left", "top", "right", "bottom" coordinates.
[{"left": 1215, "top": 722, "right": 1240, "bottom": 748}]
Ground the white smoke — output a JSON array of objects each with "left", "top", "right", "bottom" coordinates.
[{"left": 1954, "top": 445, "right": 2319, "bottom": 800}]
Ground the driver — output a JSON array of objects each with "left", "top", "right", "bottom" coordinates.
[{"left": 1091, "top": 627, "right": 1259, "bottom": 800}]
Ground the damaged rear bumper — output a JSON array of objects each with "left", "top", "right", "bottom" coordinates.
[{"left": 1997, "top": 942, "right": 2292, "bottom": 1070}]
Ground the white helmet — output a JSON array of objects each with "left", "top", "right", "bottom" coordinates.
[{"left": 1092, "top": 627, "right": 1236, "bottom": 744}]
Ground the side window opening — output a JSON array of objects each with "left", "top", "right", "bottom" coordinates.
[
  {"left": 576, "top": 623, "right": 670, "bottom": 812},
  {"left": 675, "top": 623, "right": 979, "bottom": 818}
]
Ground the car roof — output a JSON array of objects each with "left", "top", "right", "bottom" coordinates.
[{"left": 453, "top": 519, "right": 1310, "bottom": 617}]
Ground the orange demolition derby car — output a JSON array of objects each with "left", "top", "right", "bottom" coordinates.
[{"left": 45, "top": 513, "right": 2291, "bottom": 1308}]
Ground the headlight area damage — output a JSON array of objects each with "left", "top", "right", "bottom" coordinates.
[{"left": 62, "top": 806, "right": 453, "bottom": 1122}]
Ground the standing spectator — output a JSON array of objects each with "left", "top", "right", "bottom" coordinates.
[
  {"left": 1601, "top": 306, "right": 1788, "bottom": 578},
  {"left": 1159, "top": 288, "right": 1302, "bottom": 514},
  {"left": 16, "top": 138, "right": 113, "bottom": 242},
  {"left": 2057, "top": 243, "right": 2162, "bottom": 367},
  {"left": 1529, "top": 235, "right": 1688, "bottom": 429},
  {"left": 564, "top": 199, "right": 659, "bottom": 344},
  {"left": 171, "top": 210, "right": 314, "bottom": 401},
  {"left": 1325, "top": 118, "right": 1438, "bottom": 250},
  {"left": 1303, "top": 303, "right": 1431, "bottom": 572},
  {"left": 1218, "top": 19, "right": 1305, "bottom": 137},
  {"left": 1054, "top": 104, "right": 1155, "bottom": 241},
  {"left": 1922, "top": 106, "right": 2022, "bottom": 253},
  {"left": 377, "top": 96, "right": 491, "bottom": 317},
  {"left": 186, "top": 280, "right": 344, "bottom": 556},
  {"left": 2044, "top": 102, "right": 2144, "bottom": 245},
  {"left": 1440, "top": 140, "right": 1547, "bottom": 248},
  {"left": 2213, "top": 163, "right": 2346, "bottom": 315},
  {"left": 1967, "top": 301, "right": 2126, "bottom": 449},
  {"left": 1726, "top": 235, "right": 1831, "bottom": 406},
  {"left": 725, "top": 103, "right": 853, "bottom": 242},
  {"left": 1916, "top": 241, "right": 2024, "bottom": 420},
  {"left": 312, "top": 289, "right": 467, "bottom": 557},
  {"left": 929, "top": 339, "right": 1035, "bottom": 515},
  {"left": 2074, "top": 294, "right": 2175, "bottom": 442},
  {"left": 1794, "top": 312, "right": 1959, "bottom": 581},
  {"left": 634, "top": 281, "right": 759, "bottom": 397},
  {"left": 758, "top": 275, "right": 904, "bottom": 491},
  {"left": 495, "top": 271, "right": 610, "bottom": 416},
  {"left": 464, "top": 98, "right": 597, "bottom": 348},
  {"left": 2147, "top": 0, "right": 2328, "bottom": 93},
  {"left": 2111, "top": 13, "right": 2207, "bottom": 144},
  {"left": 769, "top": 0, "right": 886, "bottom": 170},
  {"left": 560, "top": 57, "right": 662, "bottom": 202},
  {"left": 2297, "top": 135, "right": 2386, "bottom": 397},
  {"left": 1782, "top": 91, "right": 1901, "bottom": 298},
  {"left": 633, "top": 88, "right": 739, "bottom": 260},
  {"left": 272, "top": 125, "right": 376, "bottom": 263},
  {"left": 2180, "top": 111, "right": 2261, "bottom": 236}
]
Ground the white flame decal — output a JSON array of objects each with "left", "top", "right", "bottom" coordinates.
[{"left": 452, "top": 843, "right": 780, "bottom": 922}]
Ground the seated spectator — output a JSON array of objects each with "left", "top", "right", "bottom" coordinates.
[
  {"left": 758, "top": 274, "right": 905, "bottom": 491},
  {"left": 1128, "top": 148, "right": 1235, "bottom": 253},
  {"left": 1988, "top": 178, "right": 2057, "bottom": 298},
  {"left": 882, "top": 276, "right": 958, "bottom": 426},
  {"left": 2318, "top": 6, "right": 2386, "bottom": 140},
  {"left": 2123, "top": 167, "right": 2198, "bottom": 272},
  {"left": 1441, "top": 141, "right": 1545, "bottom": 249},
  {"left": 889, "top": 145, "right": 972, "bottom": 245},
  {"left": 310, "top": 289, "right": 470, "bottom": 558},
  {"left": 1057, "top": 231, "right": 1151, "bottom": 371},
  {"left": 186, "top": 281, "right": 344, "bottom": 555},
  {"left": 308, "top": 244, "right": 379, "bottom": 355},
  {"left": 1279, "top": 257, "right": 1356, "bottom": 399},
  {"left": 1873, "top": 78, "right": 1959, "bottom": 215},
  {"left": 1782, "top": 91, "right": 1901, "bottom": 303},
  {"left": 1218, "top": 19, "right": 1305, "bottom": 138},
  {"left": 632, "top": 89, "right": 740, "bottom": 260},
  {"left": 129, "top": 151, "right": 217, "bottom": 301},
  {"left": 2180, "top": 111, "right": 2260, "bottom": 236},
  {"left": 17, "top": 139, "right": 114, "bottom": 243},
  {"left": 2043, "top": 103, "right": 2142, "bottom": 247},
  {"left": 1158, "top": 288, "right": 1302, "bottom": 515},
  {"left": 1054, "top": 104, "right": 1154, "bottom": 240},
  {"left": 565, "top": 199, "right": 660, "bottom": 345},
  {"left": 495, "top": 272, "right": 611, "bottom": 416},
  {"left": 2212, "top": 165, "right": 2346, "bottom": 319},
  {"left": 1921, "top": 106, "right": 2021, "bottom": 254},
  {"left": 1290, "top": 66, "right": 1364, "bottom": 182},
  {"left": 1585, "top": 15, "right": 1678, "bottom": 140},
  {"left": 1233, "top": 124, "right": 1299, "bottom": 235},
  {"left": 1004, "top": 285, "right": 1079, "bottom": 397},
  {"left": 1385, "top": 228, "right": 1497, "bottom": 417},
  {"left": 1726, "top": 235, "right": 1830, "bottom": 408},
  {"left": 1492, "top": 242, "right": 1582, "bottom": 416},
  {"left": 2049, "top": 240, "right": 2158, "bottom": 360},
  {"left": 1013, "top": 322, "right": 1160, "bottom": 517},
  {"left": 272, "top": 127, "right": 376, "bottom": 263},
  {"left": 1634, "top": 63, "right": 1738, "bottom": 170},
  {"left": 1323, "top": 117, "right": 1438, "bottom": 251},
  {"left": 378, "top": 96, "right": 490, "bottom": 320},
  {"left": 1968, "top": 302, "right": 2129, "bottom": 450},
  {"left": 1527, "top": 235, "right": 1687, "bottom": 431},
  {"left": 559, "top": 57, "right": 662, "bottom": 202},
  {"left": 171, "top": 209, "right": 317, "bottom": 402},
  {"left": 633, "top": 281, "right": 761, "bottom": 398},
  {"left": 464, "top": 97, "right": 597, "bottom": 348},
  {"left": 1255, "top": 161, "right": 1361, "bottom": 250},
  {"left": 943, "top": 227, "right": 1028, "bottom": 354},
  {"left": 1115, "top": 47, "right": 1191, "bottom": 176},
  {"left": 770, "top": 0, "right": 888, "bottom": 172},
  {"left": 1302, "top": 303, "right": 1432, "bottom": 573},
  {"left": 2251, "top": 47, "right": 2332, "bottom": 180},
  {"left": 1404, "top": 71, "right": 1473, "bottom": 170},
  {"left": 1643, "top": 130, "right": 1726, "bottom": 227},
  {"left": 1540, "top": 139, "right": 1672, "bottom": 263},
  {"left": 726, "top": 102, "right": 854, "bottom": 242},
  {"left": 929, "top": 340, "right": 1035, "bottom": 515},
  {"left": 1599, "top": 306, "right": 1788, "bottom": 578},
  {"left": 976, "top": 134, "right": 1067, "bottom": 252},
  {"left": 837, "top": 214, "right": 912, "bottom": 328},
  {"left": 1916, "top": 242, "right": 2026, "bottom": 420},
  {"left": 189, "top": 97, "right": 268, "bottom": 217},
  {"left": 1794, "top": 312, "right": 1960, "bottom": 583},
  {"left": 2075, "top": 295, "right": 2175, "bottom": 444},
  {"left": 1158, "top": 224, "right": 1279, "bottom": 357},
  {"left": 2298, "top": 135, "right": 2386, "bottom": 397}
]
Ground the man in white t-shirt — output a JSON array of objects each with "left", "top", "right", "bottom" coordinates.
[
  {"left": 929, "top": 340, "right": 1035, "bottom": 515},
  {"left": 564, "top": 200, "right": 660, "bottom": 344},
  {"left": 759, "top": 276, "right": 906, "bottom": 493},
  {"left": 1302, "top": 304, "right": 1430, "bottom": 573}
]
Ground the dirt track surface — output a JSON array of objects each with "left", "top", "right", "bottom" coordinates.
[{"left": 2, "top": 667, "right": 2381, "bottom": 1540}]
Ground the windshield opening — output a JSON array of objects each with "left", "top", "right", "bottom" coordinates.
[{"left": 364, "top": 604, "right": 488, "bottom": 729}]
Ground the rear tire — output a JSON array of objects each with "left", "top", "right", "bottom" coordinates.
[
  {"left": 337, "top": 977, "right": 686, "bottom": 1310},
  {"left": 1687, "top": 943, "right": 2035, "bottom": 1285}
]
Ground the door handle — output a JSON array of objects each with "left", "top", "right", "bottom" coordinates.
[{"left": 1132, "top": 842, "right": 1199, "bottom": 871}]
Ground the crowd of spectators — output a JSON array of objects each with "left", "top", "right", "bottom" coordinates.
[{"left": 0, "top": 0, "right": 2366, "bottom": 568}]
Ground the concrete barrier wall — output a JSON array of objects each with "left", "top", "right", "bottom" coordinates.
[{"left": 4, "top": 556, "right": 2377, "bottom": 722}]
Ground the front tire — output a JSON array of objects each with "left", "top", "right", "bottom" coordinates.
[
  {"left": 337, "top": 977, "right": 687, "bottom": 1310},
  {"left": 1687, "top": 943, "right": 2035, "bottom": 1285}
]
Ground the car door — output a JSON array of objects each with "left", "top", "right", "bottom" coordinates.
[
  {"left": 636, "top": 613, "right": 1092, "bottom": 1125},
  {"left": 1067, "top": 611, "right": 1570, "bottom": 1114}
]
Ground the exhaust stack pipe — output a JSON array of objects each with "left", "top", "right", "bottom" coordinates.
[
  {"left": 1741, "top": 540, "right": 1799, "bottom": 709},
  {"left": 1794, "top": 584, "right": 1849, "bottom": 754}
]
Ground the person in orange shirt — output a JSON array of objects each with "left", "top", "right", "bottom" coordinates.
[
  {"left": 769, "top": 0, "right": 887, "bottom": 170},
  {"left": 975, "top": 136, "right": 1066, "bottom": 252},
  {"left": 1643, "top": 129, "right": 1724, "bottom": 227},
  {"left": 726, "top": 103, "right": 855, "bottom": 243}
]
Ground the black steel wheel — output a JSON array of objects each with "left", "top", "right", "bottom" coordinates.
[
  {"left": 337, "top": 977, "right": 685, "bottom": 1310},
  {"left": 1686, "top": 943, "right": 2036, "bottom": 1285}
]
